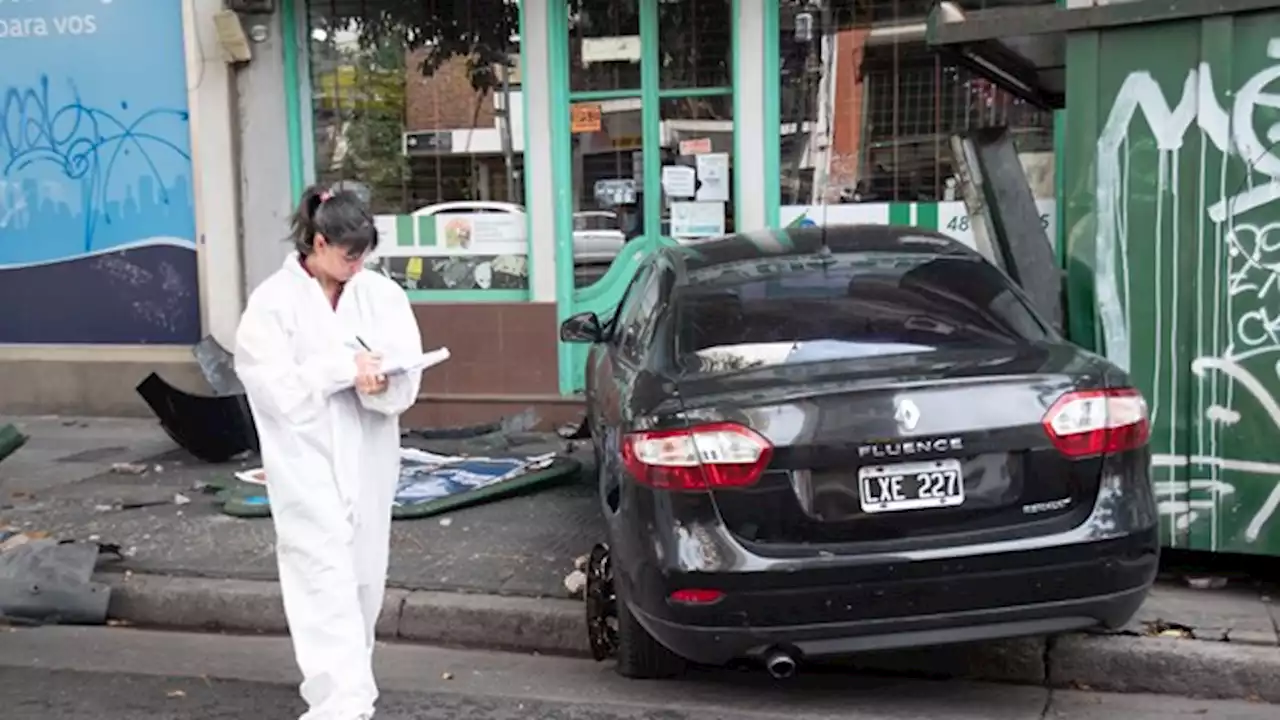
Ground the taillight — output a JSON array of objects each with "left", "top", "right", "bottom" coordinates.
[
  {"left": 669, "top": 588, "right": 725, "bottom": 605},
  {"left": 1042, "top": 388, "right": 1150, "bottom": 458},
  {"left": 621, "top": 422, "right": 773, "bottom": 491}
]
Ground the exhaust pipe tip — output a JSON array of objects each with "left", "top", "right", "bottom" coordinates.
[{"left": 763, "top": 648, "right": 797, "bottom": 679}]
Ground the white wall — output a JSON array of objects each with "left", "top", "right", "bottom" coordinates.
[
  {"left": 185, "top": 0, "right": 244, "bottom": 348},
  {"left": 523, "top": 0, "right": 558, "bottom": 302},
  {"left": 236, "top": 10, "right": 296, "bottom": 295},
  {"left": 735, "top": 0, "right": 768, "bottom": 232}
]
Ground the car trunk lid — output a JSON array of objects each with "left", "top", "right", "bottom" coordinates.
[{"left": 672, "top": 344, "right": 1116, "bottom": 551}]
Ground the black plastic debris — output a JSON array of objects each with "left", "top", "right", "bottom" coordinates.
[
  {"left": 136, "top": 336, "right": 260, "bottom": 463},
  {"left": 0, "top": 539, "right": 111, "bottom": 626},
  {"left": 136, "top": 372, "right": 259, "bottom": 463}
]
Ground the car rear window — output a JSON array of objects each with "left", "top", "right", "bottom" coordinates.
[{"left": 672, "top": 252, "right": 1054, "bottom": 375}]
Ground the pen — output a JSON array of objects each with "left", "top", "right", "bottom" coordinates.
[{"left": 354, "top": 337, "right": 386, "bottom": 385}]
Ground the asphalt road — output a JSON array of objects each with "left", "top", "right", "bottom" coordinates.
[{"left": 0, "top": 626, "right": 1273, "bottom": 720}]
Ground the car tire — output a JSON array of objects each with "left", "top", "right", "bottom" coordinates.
[{"left": 615, "top": 588, "right": 687, "bottom": 679}]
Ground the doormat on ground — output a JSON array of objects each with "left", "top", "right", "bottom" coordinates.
[{"left": 208, "top": 448, "right": 580, "bottom": 520}]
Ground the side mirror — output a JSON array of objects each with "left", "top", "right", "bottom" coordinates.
[{"left": 560, "top": 312, "right": 605, "bottom": 343}]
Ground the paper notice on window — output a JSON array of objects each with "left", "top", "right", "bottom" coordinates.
[
  {"left": 695, "top": 153, "right": 729, "bottom": 202},
  {"left": 670, "top": 201, "right": 725, "bottom": 239},
  {"left": 661, "top": 165, "right": 697, "bottom": 198}
]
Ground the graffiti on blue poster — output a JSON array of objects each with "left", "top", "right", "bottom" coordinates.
[{"left": 0, "top": 0, "right": 200, "bottom": 344}]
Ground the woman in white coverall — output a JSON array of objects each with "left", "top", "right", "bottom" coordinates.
[{"left": 234, "top": 185, "right": 423, "bottom": 720}]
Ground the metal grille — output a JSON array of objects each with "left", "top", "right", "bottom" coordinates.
[{"left": 779, "top": 0, "right": 1055, "bottom": 204}]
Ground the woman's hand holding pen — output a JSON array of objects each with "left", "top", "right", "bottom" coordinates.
[{"left": 355, "top": 351, "right": 388, "bottom": 395}]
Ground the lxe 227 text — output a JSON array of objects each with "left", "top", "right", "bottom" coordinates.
[{"left": 863, "top": 469, "right": 963, "bottom": 504}]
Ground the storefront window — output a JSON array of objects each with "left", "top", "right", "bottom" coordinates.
[
  {"left": 306, "top": 0, "right": 527, "bottom": 291},
  {"left": 563, "top": 0, "right": 734, "bottom": 291},
  {"left": 777, "top": 0, "right": 1054, "bottom": 214},
  {"left": 569, "top": 0, "right": 642, "bottom": 93},
  {"left": 659, "top": 0, "right": 732, "bottom": 89}
]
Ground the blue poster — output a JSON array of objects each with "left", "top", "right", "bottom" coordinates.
[{"left": 0, "top": 1, "right": 200, "bottom": 344}]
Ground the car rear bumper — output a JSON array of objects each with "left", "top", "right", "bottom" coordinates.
[
  {"left": 626, "top": 529, "right": 1158, "bottom": 666},
  {"left": 634, "top": 585, "right": 1148, "bottom": 666}
]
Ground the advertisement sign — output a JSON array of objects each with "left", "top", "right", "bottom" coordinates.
[{"left": 0, "top": 0, "right": 199, "bottom": 343}]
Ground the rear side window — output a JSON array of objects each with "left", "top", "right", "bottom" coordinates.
[{"left": 672, "top": 253, "right": 1053, "bottom": 374}]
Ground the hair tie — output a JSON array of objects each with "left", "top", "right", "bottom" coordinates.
[{"left": 319, "top": 190, "right": 333, "bottom": 202}]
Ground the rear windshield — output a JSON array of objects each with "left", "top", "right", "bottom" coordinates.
[{"left": 672, "top": 252, "right": 1053, "bottom": 375}]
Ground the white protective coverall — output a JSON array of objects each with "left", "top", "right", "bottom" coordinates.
[{"left": 234, "top": 254, "right": 423, "bottom": 720}]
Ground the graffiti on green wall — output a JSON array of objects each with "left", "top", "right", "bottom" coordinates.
[{"left": 1081, "top": 29, "right": 1280, "bottom": 553}]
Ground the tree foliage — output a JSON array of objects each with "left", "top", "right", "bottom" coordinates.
[
  {"left": 322, "top": 0, "right": 730, "bottom": 93},
  {"left": 326, "top": 0, "right": 527, "bottom": 92}
]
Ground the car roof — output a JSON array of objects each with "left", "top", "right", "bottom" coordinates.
[{"left": 662, "top": 224, "right": 979, "bottom": 281}]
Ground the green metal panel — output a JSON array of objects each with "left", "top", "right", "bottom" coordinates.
[
  {"left": 281, "top": 0, "right": 305, "bottom": 201},
  {"left": 1063, "top": 12, "right": 1280, "bottom": 555}
]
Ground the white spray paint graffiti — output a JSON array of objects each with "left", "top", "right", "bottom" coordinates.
[{"left": 1098, "top": 37, "right": 1280, "bottom": 549}]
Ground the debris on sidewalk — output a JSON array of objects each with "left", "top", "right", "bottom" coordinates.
[
  {"left": 192, "top": 335, "right": 246, "bottom": 397},
  {"left": 557, "top": 415, "right": 590, "bottom": 440},
  {"left": 136, "top": 335, "right": 260, "bottom": 464},
  {"left": 404, "top": 407, "right": 541, "bottom": 442},
  {"left": 563, "top": 554, "right": 590, "bottom": 598},
  {"left": 136, "top": 372, "right": 259, "bottom": 463},
  {"left": 110, "top": 462, "right": 150, "bottom": 475},
  {"left": 0, "top": 423, "right": 28, "bottom": 465},
  {"left": 207, "top": 447, "right": 580, "bottom": 521},
  {"left": 0, "top": 535, "right": 113, "bottom": 625}
]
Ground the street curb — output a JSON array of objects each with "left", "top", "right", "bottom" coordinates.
[
  {"left": 102, "top": 573, "right": 589, "bottom": 656},
  {"left": 1050, "top": 633, "right": 1280, "bottom": 703},
  {"left": 102, "top": 573, "right": 1279, "bottom": 703}
]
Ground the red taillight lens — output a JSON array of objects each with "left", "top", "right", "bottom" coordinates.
[
  {"left": 669, "top": 588, "right": 725, "bottom": 605},
  {"left": 621, "top": 422, "right": 773, "bottom": 491},
  {"left": 1042, "top": 388, "right": 1150, "bottom": 458}
]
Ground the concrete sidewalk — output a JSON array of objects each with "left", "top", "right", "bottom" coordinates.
[{"left": 3, "top": 415, "right": 1278, "bottom": 704}]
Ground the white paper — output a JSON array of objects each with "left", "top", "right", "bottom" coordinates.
[
  {"left": 670, "top": 201, "right": 725, "bottom": 239},
  {"left": 661, "top": 165, "right": 697, "bottom": 198},
  {"left": 382, "top": 347, "right": 451, "bottom": 376},
  {"left": 341, "top": 347, "right": 450, "bottom": 391},
  {"left": 695, "top": 153, "right": 729, "bottom": 202}
]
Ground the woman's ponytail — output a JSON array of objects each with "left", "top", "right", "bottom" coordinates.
[
  {"left": 290, "top": 184, "right": 328, "bottom": 255},
  {"left": 287, "top": 182, "right": 379, "bottom": 259}
]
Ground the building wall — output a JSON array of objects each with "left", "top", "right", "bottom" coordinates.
[
  {"left": 1063, "top": 12, "right": 1280, "bottom": 554},
  {"left": 826, "top": 28, "right": 870, "bottom": 199},
  {"left": 237, "top": 9, "right": 297, "bottom": 295},
  {"left": 405, "top": 53, "right": 501, "bottom": 132}
]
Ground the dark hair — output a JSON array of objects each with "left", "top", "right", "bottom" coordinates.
[{"left": 289, "top": 183, "right": 379, "bottom": 257}]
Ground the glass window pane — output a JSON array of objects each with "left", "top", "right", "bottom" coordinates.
[
  {"left": 672, "top": 250, "right": 1051, "bottom": 375},
  {"left": 307, "top": 1, "right": 527, "bottom": 291},
  {"left": 569, "top": 95, "right": 644, "bottom": 288},
  {"left": 777, "top": 0, "right": 1054, "bottom": 208},
  {"left": 660, "top": 96, "right": 735, "bottom": 240},
  {"left": 658, "top": 0, "right": 732, "bottom": 89},
  {"left": 569, "top": 0, "right": 642, "bottom": 93}
]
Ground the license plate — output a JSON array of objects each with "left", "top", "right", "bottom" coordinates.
[{"left": 858, "top": 459, "right": 964, "bottom": 514}]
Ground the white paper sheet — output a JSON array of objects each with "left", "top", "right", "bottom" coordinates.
[{"left": 382, "top": 347, "right": 451, "bottom": 376}]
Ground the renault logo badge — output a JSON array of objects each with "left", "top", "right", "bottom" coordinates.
[{"left": 894, "top": 397, "right": 921, "bottom": 432}]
